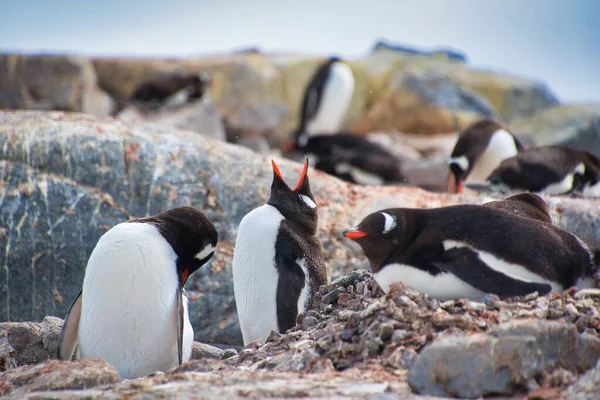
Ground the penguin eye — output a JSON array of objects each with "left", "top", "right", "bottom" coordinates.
[{"left": 298, "top": 194, "right": 316, "bottom": 209}]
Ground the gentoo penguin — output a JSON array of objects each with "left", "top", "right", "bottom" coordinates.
[
  {"left": 483, "top": 192, "right": 553, "bottom": 224},
  {"left": 287, "top": 133, "right": 405, "bottom": 186},
  {"left": 343, "top": 203, "right": 597, "bottom": 300},
  {"left": 292, "top": 56, "right": 355, "bottom": 146},
  {"left": 466, "top": 145, "right": 600, "bottom": 198},
  {"left": 232, "top": 158, "right": 327, "bottom": 346},
  {"left": 448, "top": 119, "right": 524, "bottom": 193},
  {"left": 132, "top": 72, "right": 213, "bottom": 106},
  {"left": 57, "top": 206, "right": 218, "bottom": 379}
]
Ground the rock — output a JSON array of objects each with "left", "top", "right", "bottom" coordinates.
[
  {"left": 0, "top": 358, "right": 120, "bottom": 394},
  {"left": 512, "top": 104, "right": 600, "bottom": 158},
  {"left": 407, "top": 320, "right": 600, "bottom": 398},
  {"left": 191, "top": 342, "right": 224, "bottom": 360},
  {"left": 0, "top": 317, "right": 63, "bottom": 367},
  {"left": 372, "top": 39, "right": 468, "bottom": 63},
  {"left": 351, "top": 70, "right": 499, "bottom": 135},
  {"left": 0, "top": 54, "right": 114, "bottom": 116},
  {"left": 567, "top": 359, "right": 600, "bottom": 400},
  {"left": 1, "top": 111, "right": 600, "bottom": 348},
  {"left": 117, "top": 98, "right": 226, "bottom": 142}
]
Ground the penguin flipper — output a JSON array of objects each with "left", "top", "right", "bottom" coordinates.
[
  {"left": 431, "top": 247, "right": 553, "bottom": 299},
  {"left": 176, "top": 286, "right": 184, "bottom": 366},
  {"left": 57, "top": 288, "right": 82, "bottom": 360}
]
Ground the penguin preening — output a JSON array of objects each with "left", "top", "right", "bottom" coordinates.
[
  {"left": 287, "top": 133, "right": 405, "bottom": 186},
  {"left": 465, "top": 145, "right": 600, "bottom": 198},
  {"left": 232, "top": 158, "right": 327, "bottom": 346},
  {"left": 57, "top": 206, "right": 217, "bottom": 379},
  {"left": 448, "top": 119, "right": 524, "bottom": 194},
  {"left": 343, "top": 201, "right": 597, "bottom": 300},
  {"left": 292, "top": 56, "right": 355, "bottom": 147}
]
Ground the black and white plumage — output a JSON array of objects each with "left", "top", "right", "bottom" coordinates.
[
  {"left": 232, "top": 158, "right": 327, "bottom": 346},
  {"left": 448, "top": 119, "right": 524, "bottom": 193},
  {"left": 466, "top": 145, "right": 600, "bottom": 198},
  {"left": 287, "top": 133, "right": 405, "bottom": 186},
  {"left": 293, "top": 56, "right": 355, "bottom": 145},
  {"left": 57, "top": 206, "right": 217, "bottom": 379},
  {"left": 343, "top": 202, "right": 597, "bottom": 300},
  {"left": 131, "top": 72, "right": 213, "bottom": 106}
]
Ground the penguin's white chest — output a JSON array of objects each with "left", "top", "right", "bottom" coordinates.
[
  {"left": 306, "top": 63, "right": 355, "bottom": 135},
  {"left": 77, "top": 222, "right": 193, "bottom": 379},
  {"left": 232, "top": 204, "right": 284, "bottom": 345},
  {"left": 467, "top": 129, "right": 519, "bottom": 182}
]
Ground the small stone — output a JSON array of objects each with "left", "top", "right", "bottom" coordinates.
[
  {"left": 266, "top": 330, "right": 282, "bottom": 343},
  {"left": 339, "top": 329, "right": 355, "bottom": 342},
  {"left": 305, "top": 310, "right": 321, "bottom": 319},
  {"left": 533, "top": 308, "right": 547, "bottom": 319},
  {"left": 323, "top": 288, "right": 346, "bottom": 304},
  {"left": 574, "top": 289, "right": 600, "bottom": 299},
  {"left": 337, "top": 292, "right": 354, "bottom": 306},
  {"left": 220, "top": 349, "right": 238, "bottom": 360},
  {"left": 566, "top": 303, "right": 580, "bottom": 316},
  {"left": 316, "top": 336, "right": 333, "bottom": 351},
  {"left": 302, "top": 316, "right": 319, "bottom": 331},
  {"left": 466, "top": 301, "right": 486, "bottom": 312},
  {"left": 378, "top": 323, "right": 394, "bottom": 341},
  {"left": 191, "top": 342, "right": 224, "bottom": 360}
]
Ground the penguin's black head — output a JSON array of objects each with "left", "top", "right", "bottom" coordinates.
[
  {"left": 268, "top": 157, "right": 318, "bottom": 235},
  {"left": 129, "top": 206, "right": 218, "bottom": 287},
  {"left": 342, "top": 209, "right": 408, "bottom": 272}
]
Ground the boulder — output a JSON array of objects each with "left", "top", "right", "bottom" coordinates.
[
  {"left": 1, "top": 111, "right": 600, "bottom": 347},
  {"left": 0, "top": 317, "right": 62, "bottom": 367},
  {"left": 407, "top": 320, "right": 600, "bottom": 398},
  {"left": 0, "top": 54, "right": 114, "bottom": 116},
  {"left": 512, "top": 104, "right": 600, "bottom": 158},
  {"left": 372, "top": 39, "right": 468, "bottom": 64},
  {"left": 0, "top": 358, "right": 120, "bottom": 395},
  {"left": 567, "top": 359, "right": 600, "bottom": 400}
]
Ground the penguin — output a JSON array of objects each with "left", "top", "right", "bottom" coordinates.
[
  {"left": 232, "top": 157, "right": 327, "bottom": 346},
  {"left": 292, "top": 56, "right": 355, "bottom": 147},
  {"left": 342, "top": 203, "right": 597, "bottom": 300},
  {"left": 132, "top": 72, "right": 212, "bottom": 106},
  {"left": 286, "top": 133, "right": 405, "bottom": 186},
  {"left": 483, "top": 192, "right": 553, "bottom": 224},
  {"left": 448, "top": 119, "right": 524, "bottom": 194},
  {"left": 57, "top": 206, "right": 218, "bottom": 379},
  {"left": 465, "top": 145, "right": 600, "bottom": 198}
]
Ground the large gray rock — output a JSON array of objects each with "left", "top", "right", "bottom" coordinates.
[
  {"left": 1, "top": 111, "right": 600, "bottom": 347},
  {"left": 0, "top": 54, "right": 114, "bottom": 116},
  {"left": 407, "top": 320, "right": 600, "bottom": 398},
  {"left": 0, "top": 358, "right": 120, "bottom": 395},
  {"left": 512, "top": 104, "right": 600, "bottom": 158}
]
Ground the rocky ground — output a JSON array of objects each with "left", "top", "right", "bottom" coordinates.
[{"left": 1, "top": 271, "right": 600, "bottom": 398}]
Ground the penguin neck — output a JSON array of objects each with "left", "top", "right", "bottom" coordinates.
[{"left": 268, "top": 202, "right": 317, "bottom": 236}]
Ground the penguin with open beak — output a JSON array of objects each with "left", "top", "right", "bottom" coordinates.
[
  {"left": 232, "top": 157, "right": 327, "bottom": 345},
  {"left": 57, "top": 206, "right": 217, "bottom": 379}
]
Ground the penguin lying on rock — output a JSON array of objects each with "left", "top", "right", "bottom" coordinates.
[
  {"left": 343, "top": 195, "right": 597, "bottom": 300},
  {"left": 233, "top": 157, "right": 327, "bottom": 346},
  {"left": 465, "top": 145, "right": 600, "bottom": 198},
  {"left": 57, "top": 206, "right": 217, "bottom": 379}
]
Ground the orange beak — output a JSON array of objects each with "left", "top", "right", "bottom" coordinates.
[
  {"left": 180, "top": 268, "right": 189, "bottom": 286},
  {"left": 343, "top": 229, "right": 368, "bottom": 239},
  {"left": 292, "top": 157, "right": 309, "bottom": 191},
  {"left": 447, "top": 174, "right": 463, "bottom": 194},
  {"left": 271, "top": 159, "right": 284, "bottom": 180}
]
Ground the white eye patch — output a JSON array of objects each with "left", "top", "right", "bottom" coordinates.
[
  {"left": 195, "top": 243, "right": 215, "bottom": 260},
  {"left": 299, "top": 194, "right": 316, "bottom": 209},
  {"left": 448, "top": 155, "right": 469, "bottom": 171},
  {"left": 381, "top": 212, "right": 396, "bottom": 233}
]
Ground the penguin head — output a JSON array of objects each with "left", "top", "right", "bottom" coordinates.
[
  {"left": 268, "top": 157, "right": 318, "bottom": 235},
  {"left": 129, "top": 206, "right": 218, "bottom": 287},
  {"left": 343, "top": 209, "right": 408, "bottom": 271}
]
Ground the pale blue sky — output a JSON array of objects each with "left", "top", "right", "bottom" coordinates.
[{"left": 1, "top": 0, "right": 599, "bottom": 103}]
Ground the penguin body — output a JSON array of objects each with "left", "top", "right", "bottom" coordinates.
[
  {"left": 448, "top": 119, "right": 523, "bottom": 193},
  {"left": 132, "top": 72, "right": 212, "bottom": 105},
  {"left": 483, "top": 193, "right": 553, "bottom": 224},
  {"left": 233, "top": 158, "right": 327, "bottom": 345},
  {"left": 291, "top": 133, "right": 404, "bottom": 186},
  {"left": 469, "top": 145, "right": 600, "bottom": 197},
  {"left": 294, "top": 57, "right": 355, "bottom": 144},
  {"left": 57, "top": 207, "right": 217, "bottom": 379},
  {"left": 343, "top": 202, "right": 596, "bottom": 300}
]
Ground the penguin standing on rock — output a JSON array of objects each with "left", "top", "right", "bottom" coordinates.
[
  {"left": 232, "top": 158, "right": 327, "bottom": 346},
  {"left": 343, "top": 201, "right": 597, "bottom": 300},
  {"left": 292, "top": 56, "right": 355, "bottom": 146},
  {"left": 57, "top": 206, "right": 218, "bottom": 379},
  {"left": 448, "top": 119, "right": 524, "bottom": 194},
  {"left": 466, "top": 145, "right": 600, "bottom": 198}
]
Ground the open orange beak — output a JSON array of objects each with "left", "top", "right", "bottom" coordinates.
[
  {"left": 292, "top": 157, "right": 309, "bottom": 191},
  {"left": 343, "top": 229, "right": 368, "bottom": 239}
]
